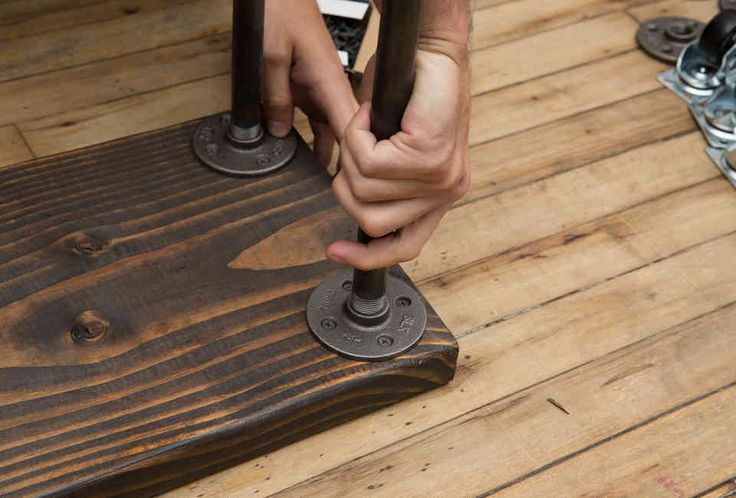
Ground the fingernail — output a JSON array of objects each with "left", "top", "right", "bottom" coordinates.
[{"left": 267, "top": 121, "right": 290, "bottom": 138}]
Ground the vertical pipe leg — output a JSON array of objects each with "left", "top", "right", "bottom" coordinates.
[
  {"left": 192, "top": 0, "right": 297, "bottom": 176},
  {"left": 307, "top": 0, "right": 428, "bottom": 361},
  {"left": 230, "top": 0, "right": 264, "bottom": 142},
  {"left": 349, "top": 0, "right": 422, "bottom": 315}
]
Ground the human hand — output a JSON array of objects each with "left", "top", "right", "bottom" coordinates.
[
  {"left": 262, "top": 0, "right": 358, "bottom": 165},
  {"left": 327, "top": 1, "right": 472, "bottom": 271}
]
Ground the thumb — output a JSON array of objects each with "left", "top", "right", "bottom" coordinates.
[{"left": 261, "top": 52, "right": 294, "bottom": 137}]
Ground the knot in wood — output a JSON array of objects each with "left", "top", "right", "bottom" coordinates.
[
  {"left": 66, "top": 232, "right": 108, "bottom": 257},
  {"left": 70, "top": 311, "right": 110, "bottom": 343}
]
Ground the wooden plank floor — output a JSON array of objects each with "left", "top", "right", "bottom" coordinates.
[{"left": 1, "top": 0, "right": 735, "bottom": 496}]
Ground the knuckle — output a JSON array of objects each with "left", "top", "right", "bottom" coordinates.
[
  {"left": 264, "top": 50, "right": 290, "bottom": 68},
  {"left": 332, "top": 174, "right": 349, "bottom": 201},
  {"left": 351, "top": 180, "right": 374, "bottom": 203},
  {"left": 342, "top": 170, "right": 370, "bottom": 202},
  {"left": 362, "top": 219, "right": 391, "bottom": 238},
  {"left": 355, "top": 156, "right": 379, "bottom": 178},
  {"left": 438, "top": 166, "right": 462, "bottom": 191},
  {"left": 425, "top": 154, "right": 453, "bottom": 181},
  {"left": 344, "top": 122, "right": 363, "bottom": 149},
  {"left": 451, "top": 171, "right": 471, "bottom": 201},
  {"left": 438, "top": 143, "right": 455, "bottom": 165}
]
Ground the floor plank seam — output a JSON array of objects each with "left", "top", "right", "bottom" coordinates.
[
  {"left": 441, "top": 86, "right": 672, "bottom": 183},
  {"left": 13, "top": 125, "right": 35, "bottom": 160},
  {"left": 15, "top": 68, "right": 230, "bottom": 157},
  {"left": 277, "top": 296, "right": 736, "bottom": 496},
  {"left": 5, "top": 17, "right": 636, "bottom": 134},
  {"left": 423, "top": 171, "right": 716, "bottom": 298},
  {"left": 472, "top": 0, "right": 520, "bottom": 13},
  {"left": 0, "top": 30, "right": 230, "bottom": 88},
  {"left": 0, "top": 0, "right": 196, "bottom": 45},
  {"left": 454, "top": 221, "right": 736, "bottom": 340},
  {"left": 464, "top": 77, "right": 670, "bottom": 162},
  {"left": 452, "top": 123, "right": 697, "bottom": 213},
  {"left": 472, "top": 4, "right": 653, "bottom": 53},
  {"left": 15, "top": 68, "right": 229, "bottom": 131},
  {"left": 470, "top": 47, "right": 643, "bottom": 101},
  {"left": 695, "top": 477, "right": 736, "bottom": 498},
  {"left": 0, "top": 0, "right": 101, "bottom": 27},
  {"left": 478, "top": 366, "right": 736, "bottom": 496},
  {"left": 625, "top": 9, "right": 645, "bottom": 26}
]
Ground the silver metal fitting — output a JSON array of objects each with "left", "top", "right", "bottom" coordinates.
[{"left": 653, "top": 12, "right": 736, "bottom": 189}]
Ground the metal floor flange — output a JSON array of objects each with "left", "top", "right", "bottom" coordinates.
[
  {"left": 306, "top": 272, "right": 427, "bottom": 361},
  {"left": 306, "top": 0, "right": 428, "bottom": 361}
]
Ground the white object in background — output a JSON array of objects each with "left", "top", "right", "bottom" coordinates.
[
  {"left": 317, "top": 0, "right": 369, "bottom": 20},
  {"left": 338, "top": 50, "right": 350, "bottom": 66}
]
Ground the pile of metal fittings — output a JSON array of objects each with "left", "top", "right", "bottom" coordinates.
[{"left": 637, "top": 3, "right": 736, "bottom": 188}]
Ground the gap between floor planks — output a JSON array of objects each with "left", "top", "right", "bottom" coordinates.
[
  {"left": 278, "top": 291, "right": 736, "bottom": 497},
  {"left": 1, "top": 0, "right": 732, "bottom": 496},
  {"left": 168, "top": 5, "right": 732, "bottom": 496},
  {"left": 0, "top": 15, "right": 636, "bottom": 154},
  {"left": 0, "top": 0, "right": 672, "bottom": 155},
  {"left": 167, "top": 94, "right": 728, "bottom": 496},
  {"left": 0, "top": 126, "right": 33, "bottom": 169},
  {"left": 170, "top": 183, "right": 736, "bottom": 496}
]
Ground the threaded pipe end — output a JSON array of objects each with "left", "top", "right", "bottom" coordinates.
[{"left": 348, "top": 293, "right": 389, "bottom": 319}]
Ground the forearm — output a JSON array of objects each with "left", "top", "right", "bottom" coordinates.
[
  {"left": 420, "top": 0, "right": 472, "bottom": 45},
  {"left": 373, "top": 0, "right": 471, "bottom": 62}
]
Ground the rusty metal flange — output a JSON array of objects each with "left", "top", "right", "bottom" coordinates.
[
  {"left": 307, "top": 272, "right": 427, "bottom": 361},
  {"left": 637, "top": 17, "right": 705, "bottom": 64},
  {"left": 193, "top": 112, "right": 297, "bottom": 177}
]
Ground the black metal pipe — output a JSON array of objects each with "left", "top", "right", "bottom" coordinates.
[
  {"left": 351, "top": 0, "right": 422, "bottom": 304},
  {"left": 369, "top": 0, "right": 422, "bottom": 141},
  {"left": 231, "top": 0, "right": 264, "bottom": 133}
]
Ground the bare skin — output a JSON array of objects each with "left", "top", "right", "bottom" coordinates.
[{"left": 263, "top": 0, "right": 471, "bottom": 271}]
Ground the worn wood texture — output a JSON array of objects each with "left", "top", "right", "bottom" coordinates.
[
  {"left": 2, "top": 0, "right": 736, "bottom": 496},
  {"left": 0, "top": 126, "right": 33, "bottom": 169},
  {"left": 0, "top": 123, "right": 457, "bottom": 497}
]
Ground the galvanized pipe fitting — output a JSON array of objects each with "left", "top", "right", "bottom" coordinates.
[
  {"left": 307, "top": 0, "right": 428, "bottom": 361},
  {"left": 192, "top": 0, "right": 296, "bottom": 177}
]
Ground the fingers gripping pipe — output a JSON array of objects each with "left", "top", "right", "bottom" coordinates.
[
  {"left": 192, "top": 0, "right": 297, "bottom": 176},
  {"left": 306, "top": 0, "right": 428, "bottom": 361},
  {"left": 192, "top": 0, "right": 427, "bottom": 360}
]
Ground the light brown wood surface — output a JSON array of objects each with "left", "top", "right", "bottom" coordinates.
[
  {"left": 0, "top": 126, "right": 33, "bottom": 168},
  {"left": 1, "top": 0, "right": 734, "bottom": 496}
]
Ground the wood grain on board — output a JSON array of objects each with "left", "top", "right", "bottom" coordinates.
[
  {"left": 1, "top": 0, "right": 735, "bottom": 496},
  {"left": 0, "top": 123, "right": 456, "bottom": 497},
  {"left": 279, "top": 281, "right": 736, "bottom": 497},
  {"left": 168, "top": 195, "right": 736, "bottom": 497}
]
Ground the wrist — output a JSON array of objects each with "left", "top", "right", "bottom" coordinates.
[{"left": 418, "top": 1, "right": 471, "bottom": 64}]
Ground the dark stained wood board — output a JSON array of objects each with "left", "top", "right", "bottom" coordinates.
[{"left": 0, "top": 121, "right": 458, "bottom": 497}]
